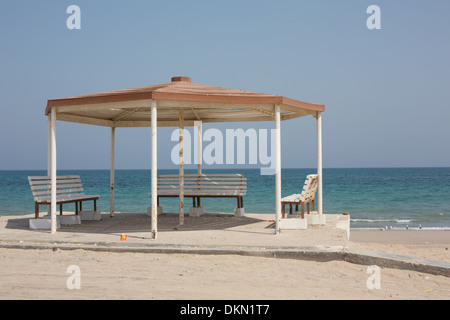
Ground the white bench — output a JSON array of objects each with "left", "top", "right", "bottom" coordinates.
[
  {"left": 28, "top": 175, "right": 100, "bottom": 219},
  {"left": 155, "top": 174, "right": 247, "bottom": 215},
  {"left": 281, "top": 174, "right": 318, "bottom": 219}
]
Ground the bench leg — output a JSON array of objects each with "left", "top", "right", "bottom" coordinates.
[
  {"left": 282, "top": 203, "right": 285, "bottom": 219},
  {"left": 60, "top": 204, "right": 63, "bottom": 215},
  {"left": 307, "top": 202, "right": 310, "bottom": 215},
  {"left": 312, "top": 199, "right": 315, "bottom": 211},
  {"left": 289, "top": 204, "right": 292, "bottom": 215},
  {"left": 193, "top": 197, "right": 196, "bottom": 208},
  {"left": 198, "top": 197, "right": 201, "bottom": 207},
  {"left": 75, "top": 202, "right": 78, "bottom": 215},
  {"left": 94, "top": 199, "right": 97, "bottom": 211},
  {"left": 35, "top": 203, "right": 39, "bottom": 219},
  {"left": 301, "top": 204, "right": 305, "bottom": 219}
]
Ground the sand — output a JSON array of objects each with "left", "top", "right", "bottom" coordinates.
[
  {"left": 0, "top": 245, "right": 449, "bottom": 301},
  {"left": 0, "top": 213, "right": 449, "bottom": 300}
]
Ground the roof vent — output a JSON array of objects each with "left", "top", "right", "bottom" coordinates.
[{"left": 171, "top": 76, "right": 191, "bottom": 83}]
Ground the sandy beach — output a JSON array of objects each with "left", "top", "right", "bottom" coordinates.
[{"left": 0, "top": 213, "right": 449, "bottom": 300}]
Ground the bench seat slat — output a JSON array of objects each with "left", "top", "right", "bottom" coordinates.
[
  {"left": 158, "top": 180, "right": 246, "bottom": 184},
  {"left": 35, "top": 194, "right": 99, "bottom": 204},
  {"left": 165, "top": 186, "right": 247, "bottom": 189},
  {"left": 160, "top": 174, "right": 243, "bottom": 178},
  {"left": 157, "top": 191, "right": 246, "bottom": 196},
  {"left": 30, "top": 183, "right": 83, "bottom": 191},
  {"left": 158, "top": 176, "right": 246, "bottom": 180},
  {"left": 28, "top": 175, "right": 80, "bottom": 180},
  {"left": 33, "top": 188, "right": 85, "bottom": 197}
]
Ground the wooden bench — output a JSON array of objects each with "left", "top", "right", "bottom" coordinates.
[
  {"left": 281, "top": 174, "right": 318, "bottom": 219},
  {"left": 156, "top": 174, "right": 247, "bottom": 211},
  {"left": 28, "top": 175, "right": 100, "bottom": 219}
]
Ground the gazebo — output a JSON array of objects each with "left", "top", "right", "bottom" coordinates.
[{"left": 45, "top": 76, "right": 325, "bottom": 239}]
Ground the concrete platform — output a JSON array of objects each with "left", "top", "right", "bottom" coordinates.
[
  {"left": 0, "top": 212, "right": 449, "bottom": 276},
  {"left": 2, "top": 212, "right": 349, "bottom": 247}
]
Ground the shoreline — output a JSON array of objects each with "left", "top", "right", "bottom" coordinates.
[{"left": 1, "top": 214, "right": 449, "bottom": 230}]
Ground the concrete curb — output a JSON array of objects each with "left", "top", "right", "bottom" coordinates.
[
  {"left": 1, "top": 240, "right": 449, "bottom": 277},
  {"left": 343, "top": 248, "right": 450, "bottom": 278}
]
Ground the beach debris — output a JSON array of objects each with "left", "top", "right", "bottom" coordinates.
[
  {"left": 120, "top": 234, "right": 127, "bottom": 241},
  {"left": 419, "top": 225, "right": 422, "bottom": 229}
]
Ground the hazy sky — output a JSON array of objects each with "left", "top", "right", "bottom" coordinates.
[{"left": 1, "top": 0, "right": 449, "bottom": 170}]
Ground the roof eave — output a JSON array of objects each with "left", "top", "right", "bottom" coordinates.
[{"left": 46, "top": 92, "right": 324, "bottom": 116}]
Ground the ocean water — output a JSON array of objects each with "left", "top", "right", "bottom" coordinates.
[{"left": 1, "top": 168, "right": 449, "bottom": 230}]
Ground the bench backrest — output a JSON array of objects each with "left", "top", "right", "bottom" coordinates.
[
  {"left": 157, "top": 174, "right": 247, "bottom": 195},
  {"left": 299, "top": 174, "right": 318, "bottom": 202},
  {"left": 28, "top": 176, "right": 85, "bottom": 201}
]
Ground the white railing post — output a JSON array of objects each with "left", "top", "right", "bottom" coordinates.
[
  {"left": 50, "top": 108, "right": 57, "bottom": 234},
  {"left": 110, "top": 126, "right": 115, "bottom": 217},
  {"left": 151, "top": 101, "right": 158, "bottom": 239},
  {"left": 275, "top": 104, "right": 281, "bottom": 234},
  {"left": 316, "top": 111, "right": 323, "bottom": 215},
  {"left": 179, "top": 108, "right": 185, "bottom": 225}
]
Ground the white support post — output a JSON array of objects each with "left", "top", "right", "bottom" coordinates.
[
  {"left": 316, "top": 111, "right": 323, "bottom": 215},
  {"left": 195, "top": 120, "right": 202, "bottom": 175},
  {"left": 110, "top": 126, "right": 115, "bottom": 217},
  {"left": 50, "top": 108, "right": 57, "bottom": 234},
  {"left": 179, "top": 108, "right": 185, "bottom": 225},
  {"left": 190, "top": 120, "right": 204, "bottom": 217},
  {"left": 47, "top": 115, "right": 51, "bottom": 216},
  {"left": 151, "top": 101, "right": 158, "bottom": 239},
  {"left": 47, "top": 116, "right": 51, "bottom": 175},
  {"left": 274, "top": 104, "right": 281, "bottom": 234}
]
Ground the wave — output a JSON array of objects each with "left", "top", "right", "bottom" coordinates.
[
  {"left": 351, "top": 226, "right": 450, "bottom": 231},
  {"left": 351, "top": 218, "right": 415, "bottom": 223}
]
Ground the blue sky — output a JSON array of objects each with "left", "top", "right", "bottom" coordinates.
[{"left": 1, "top": 0, "right": 449, "bottom": 170}]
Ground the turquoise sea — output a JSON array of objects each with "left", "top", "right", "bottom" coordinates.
[{"left": 1, "top": 168, "right": 449, "bottom": 230}]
